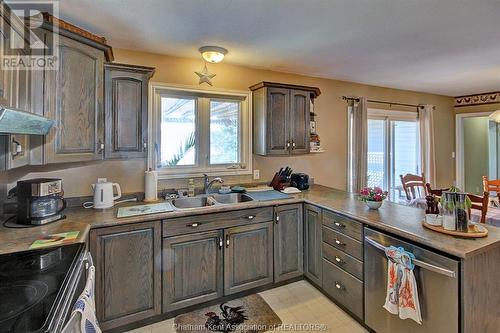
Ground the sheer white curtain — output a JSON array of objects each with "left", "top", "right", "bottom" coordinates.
[
  {"left": 418, "top": 104, "right": 436, "bottom": 185},
  {"left": 347, "top": 97, "right": 368, "bottom": 193}
]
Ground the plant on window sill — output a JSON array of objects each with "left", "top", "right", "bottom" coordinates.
[{"left": 163, "top": 132, "right": 195, "bottom": 167}]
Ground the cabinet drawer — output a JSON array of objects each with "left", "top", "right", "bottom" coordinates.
[
  {"left": 322, "top": 210, "right": 362, "bottom": 241},
  {"left": 322, "top": 226, "right": 362, "bottom": 260},
  {"left": 323, "top": 242, "right": 363, "bottom": 280},
  {"left": 162, "top": 207, "right": 274, "bottom": 237},
  {"left": 322, "top": 259, "right": 363, "bottom": 319}
]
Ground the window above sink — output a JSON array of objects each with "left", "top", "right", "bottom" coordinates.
[{"left": 150, "top": 83, "right": 252, "bottom": 179}]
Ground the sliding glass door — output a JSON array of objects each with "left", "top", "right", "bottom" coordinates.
[{"left": 367, "top": 111, "right": 420, "bottom": 201}]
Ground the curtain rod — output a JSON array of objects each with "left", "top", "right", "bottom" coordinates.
[{"left": 342, "top": 96, "right": 423, "bottom": 109}]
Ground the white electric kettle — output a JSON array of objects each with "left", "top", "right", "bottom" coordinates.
[{"left": 84, "top": 180, "right": 122, "bottom": 209}]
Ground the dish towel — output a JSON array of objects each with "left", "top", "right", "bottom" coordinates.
[
  {"left": 383, "top": 246, "right": 422, "bottom": 325},
  {"left": 62, "top": 265, "right": 101, "bottom": 333}
]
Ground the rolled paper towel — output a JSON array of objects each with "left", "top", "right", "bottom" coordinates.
[{"left": 144, "top": 170, "right": 158, "bottom": 202}]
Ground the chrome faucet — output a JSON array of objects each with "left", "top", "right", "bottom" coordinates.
[{"left": 203, "top": 174, "right": 224, "bottom": 194}]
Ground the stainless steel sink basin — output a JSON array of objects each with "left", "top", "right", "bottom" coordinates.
[
  {"left": 171, "top": 196, "right": 216, "bottom": 209},
  {"left": 211, "top": 193, "right": 254, "bottom": 204}
]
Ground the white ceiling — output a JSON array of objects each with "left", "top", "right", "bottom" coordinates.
[{"left": 57, "top": 0, "right": 500, "bottom": 96}]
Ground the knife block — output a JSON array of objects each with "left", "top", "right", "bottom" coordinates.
[{"left": 270, "top": 173, "right": 289, "bottom": 191}]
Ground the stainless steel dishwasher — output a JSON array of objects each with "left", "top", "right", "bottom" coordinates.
[{"left": 364, "top": 228, "right": 459, "bottom": 333}]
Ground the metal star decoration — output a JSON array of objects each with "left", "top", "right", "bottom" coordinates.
[{"left": 195, "top": 63, "right": 216, "bottom": 86}]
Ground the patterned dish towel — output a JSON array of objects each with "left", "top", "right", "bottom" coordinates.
[
  {"left": 62, "top": 265, "right": 101, "bottom": 333},
  {"left": 383, "top": 246, "right": 422, "bottom": 325}
]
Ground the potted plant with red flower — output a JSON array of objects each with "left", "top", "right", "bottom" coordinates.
[{"left": 359, "top": 187, "right": 388, "bottom": 209}]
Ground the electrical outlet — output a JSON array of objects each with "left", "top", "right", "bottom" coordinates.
[{"left": 253, "top": 169, "right": 260, "bottom": 180}]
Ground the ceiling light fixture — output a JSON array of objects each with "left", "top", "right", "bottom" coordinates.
[{"left": 199, "top": 46, "right": 228, "bottom": 63}]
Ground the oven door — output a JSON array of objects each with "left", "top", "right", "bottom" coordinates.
[{"left": 52, "top": 250, "right": 93, "bottom": 333}]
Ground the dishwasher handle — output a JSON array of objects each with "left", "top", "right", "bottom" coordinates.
[{"left": 365, "top": 236, "right": 456, "bottom": 278}]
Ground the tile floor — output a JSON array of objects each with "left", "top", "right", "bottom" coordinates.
[{"left": 126, "top": 280, "right": 367, "bottom": 333}]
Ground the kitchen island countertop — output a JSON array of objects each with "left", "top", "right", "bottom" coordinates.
[{"left": 2, "top": 184, "right": 500, "bottom": 258}]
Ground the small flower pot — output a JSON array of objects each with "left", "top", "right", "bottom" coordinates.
[{"left": 365, "top": 200, "right": 383, "bottom": 210}]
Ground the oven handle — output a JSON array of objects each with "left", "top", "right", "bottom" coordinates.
[
  {"left": 365, "top": 236, "right": 456, "bottom": 278},
  {"left": 84, "top": 251, "right": 94, "bottom": 270}
]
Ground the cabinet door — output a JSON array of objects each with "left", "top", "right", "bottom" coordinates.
[
  {"left": 304, "top": 204, "right": 322, "bottom": 286},
  {"left": 274, "top": 204, "right": 303, "bottom": 282},
  {"left": 44, "top": 34, "right": 104, "bottom": 163},
  {"left": 163, "top": 230, "right": 223, "bottom": 312},
  {"left": 266, "top": 87, "right": 290, "bottom": 155},
  {"left": 289, "top": 89, "right": 310, "bottom": 154},
  {"left": 224, "top": 222, "right": 274, "bottom": 295},
  {"left": 90, "top": 221, "right": 161, "bottom": 330},
  {"left": 104, "top": 68, "right": 149, "bottom": 159}
]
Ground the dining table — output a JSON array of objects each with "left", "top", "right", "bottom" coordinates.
[{"left": 470, "top": 206, "right": 500, "bottom": 227}]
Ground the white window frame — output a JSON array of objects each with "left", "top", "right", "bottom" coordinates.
[
  {"left": 148, "top": 82, "right": 252, "bottom": 179},
  {"left": 367, "top": 108, "right": 420, "bottom": 198}
]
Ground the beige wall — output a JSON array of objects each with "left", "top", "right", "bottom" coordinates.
[{"left": 9, "top": 49, "right": 455, "bottom": 197}]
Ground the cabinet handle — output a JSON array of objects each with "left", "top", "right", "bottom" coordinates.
[
  {"left": 225, "top": 235, "right": 230, "bottom": 248},
  {"left": 142, "top": 139, "right": 148, "bottom": 152},
  {"left": 292, "top": 141, "right": 296, "bottom": 150},
  {"left": 334, "top": 256, "right": 344, "bottom": 264},
  {"left": 286, "top": 140, "right": 291, "bottom": 150},
  {"left": 275, "top": 214, "right": 280, "bottom": 224},
  {"left": 97, "top": 140, "right": 105, "bottom": 159},
  {"left": 187, "top": 222, "right": 201, "bottom": 228},
  {"left": 247, "top": 215, "right": 255, "bottom": 220},
  {"left": 334, "top": 222, "right": 345, "bottom": 228},
  {"left": 218, "top": 237, "right": 223, "bottom": 250},
  {"left": 334, "top": 282, "right": 344, "bottom": 290},
  {"left": 334, "top": 239, "right": 345, "bottom": 246}
]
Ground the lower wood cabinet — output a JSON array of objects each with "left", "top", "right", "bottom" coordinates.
[
  {"left": 163, "top": 231, "right": 223, "bottom": 312},
  {"left": 90, "top": 221, "right": 161, "bottom": 330},
  {"left": 274, "top": 204, "right": 303, "bottom": 282},
  {"left": 224, "top": 222, "right": 274, "bottom": 295},
  {"left": 304, "top": 204, "right": 322, "bottom": 286}
]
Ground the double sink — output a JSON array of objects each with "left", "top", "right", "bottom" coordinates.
[{"left": 171, "top": 193, "right": 254, "bottom": 209}]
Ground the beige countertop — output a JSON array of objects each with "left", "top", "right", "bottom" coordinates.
[{"left": 2, "top": 185, "right": 500, "bottom": 258}]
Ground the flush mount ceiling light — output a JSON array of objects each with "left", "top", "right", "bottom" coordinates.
[
  {"left": 489, "top": 110, "right": 500, "bottom": 123},
  {"left": 199, "top": 46, "right": 228, "bottom": 63}
]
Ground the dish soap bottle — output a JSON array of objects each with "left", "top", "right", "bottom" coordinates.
[{"left": 187, "top": 179, "right": 195, "bottom": 197}]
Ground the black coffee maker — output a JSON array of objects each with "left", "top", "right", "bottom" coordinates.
[{"left": 16, "top": 178, "right": 66, "bottom": 225}]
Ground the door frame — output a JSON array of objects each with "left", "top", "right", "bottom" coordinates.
[{"left": 455, "top": 112, "right": 493, "bottom": 190}]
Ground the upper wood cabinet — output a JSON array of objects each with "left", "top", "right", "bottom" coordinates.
[
  {"left": 250, "top": 81, "right": 320, "bottom": 156},
  {"left": 104, "top": 63, "right": 154, "bottom": 159},
  {"left": 43, "top": 34, "right": 105, "bottom": 163}
]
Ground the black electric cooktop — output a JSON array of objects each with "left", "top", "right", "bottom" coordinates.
[{"left": 0, "top": 244, "right": 83, "bottom": 333}]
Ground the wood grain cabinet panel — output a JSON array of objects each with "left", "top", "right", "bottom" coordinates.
[
  {"left": 162, "top": 231, "right": 223, "bottom": 312},
  {"left": 289, "top": 90, "right": 310, "bottom": 154},
  {"left": 44, "top": 34, "right": 104, "bottom": 163},
  {"left": 104, "top": 63, "right": 154, "bottom": 159},
  {"left": 274, "top": 204, "right": 303, "bottom": 282},
  {"left": 90, "top": 221, "right": 161, "bottom": 330},
  {"left": 304, "top": 204, "right": 322, "bottom": 286},
  {"left": 266, "top": 87, "right": 290, "bottom": 154},
  {"left": 224, "top": 222, "right": 274, "bottom": 295}
]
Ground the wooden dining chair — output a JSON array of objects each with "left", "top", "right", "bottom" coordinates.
[
  {"left": 400, "top": 173, "right": 427, "bottom": 200},
  {"left": 468, "top": 192, "right": 490, "bottom": 224},
  {"left": 483, "top": 176, "right": 500, "bottom": 196},
  {"left": 425, "top": 183, "right": 449, "bottom": 197}
]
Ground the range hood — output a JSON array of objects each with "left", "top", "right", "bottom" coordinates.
[{"left": 0, "top": 106, "right": 55, "bottom": 135}]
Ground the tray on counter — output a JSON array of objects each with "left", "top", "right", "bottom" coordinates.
[{"left": 422, "top": 221, "right": 488, "bottom": 238}]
